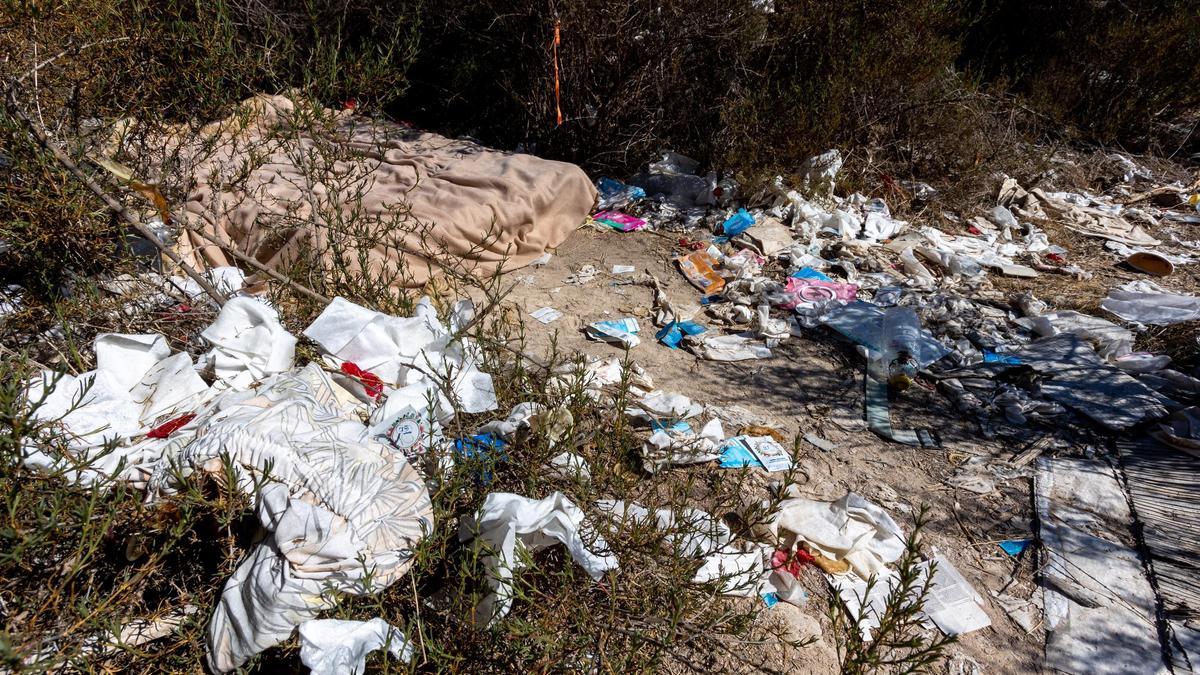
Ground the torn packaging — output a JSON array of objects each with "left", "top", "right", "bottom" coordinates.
[{"left": 641, "top": 418, "right": 725, "bottom": 473}]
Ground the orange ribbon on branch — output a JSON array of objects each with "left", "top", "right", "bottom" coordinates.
[{"left": 552, "top": 19, "right": 563, "bottom": 127}]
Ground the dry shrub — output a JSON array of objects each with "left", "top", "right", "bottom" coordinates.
[{"left": 958, "top": 0, "right": 1200, "bottom": 155}]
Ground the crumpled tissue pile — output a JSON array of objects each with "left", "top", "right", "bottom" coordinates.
[{"left": 23, "top": 294, "right": 500, "bottom": 671}]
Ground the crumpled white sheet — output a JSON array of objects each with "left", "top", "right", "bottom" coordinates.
[
  {"left": 641, "top": 418, "right": 725, "bottom": 473},
  {"left": 298, "top": 618, "right": 413, "bottom": 675},
  {"left": 304, "top": 296, "right": 497, "bottom": 424},
  {"left": 25, "top": 333, "right": 209, "bottom": 486},
  {"left": 1101, "top": 280, "right": 1200, "bottom": 326},
  {"left": 201, "top": 296, "right": 296, "bottom": 388},
  {"left": 1015, "top": 310, "right": 1133, "bottom": 360},
  {"left": 770, "top": 492, "right": 991, "bottom": 640},
  {"left": 595, "top": 500, "right": 772, "bottom": 598},
  {"left": 458, "top": 492, "right": 619, "bottom": 626},
  {"left": 769, "top": 491, "right": 906, "bottom": 581},
  {"left": 166, "top": 364, "right": 433, "bottom": 672},
  {"left": 861, "top": 211, "right": 907, "bottom": 243}
]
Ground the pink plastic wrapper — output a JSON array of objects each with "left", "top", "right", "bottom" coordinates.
[
  {"left": 593, "top": 210, "right": 647, "bottom": 232},
  {"left": 778, "top": 277, "right": 858, "bottom": 309}
]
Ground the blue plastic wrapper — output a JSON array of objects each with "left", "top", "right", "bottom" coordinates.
[
  {"left": 789, "top": 266, "right": 833, "bottom": 282},
  {"left": 998, "top": 539, "right": 1031, "bottom": 556},
  {"left": 656, "top": 320, "right": 707, "bottom": 348},
  {"left": 718, "top": 439, "right": 765, "bottom": 469},
  {"left": 596, "top": 177, "right": 646, "bottom": 209},
  {"left": 982, "top": 350, "right": 1022, "bottom": 365},
  {"left": 650, "top": 419, "right": 692, "bottom": 433},
  {"left": 454, "top": 432, "right": 508, "bottom": 484},
  {"left": 721, "top": 208, "right": 755, "bottom": 236}
]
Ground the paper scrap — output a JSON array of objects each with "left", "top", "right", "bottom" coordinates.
[{"left": 531, "top": 307, "right": 563, "bottom": 324}]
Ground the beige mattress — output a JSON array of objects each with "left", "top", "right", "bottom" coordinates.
[{"left": 174, "top": 95, "right": 595, "bottom": 288}]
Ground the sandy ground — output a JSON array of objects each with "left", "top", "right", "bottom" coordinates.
[{"left": 500, "top": 227, "right": 1045, "bottom": 673}]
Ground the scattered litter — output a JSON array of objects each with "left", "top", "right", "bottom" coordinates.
[
  {"left": 823, "top": 302, "right": 949, "bottom": 367},
  {"left": 611, "top": 264, "right": 636, "bottom": 274},
  {"left": 721, "top": 208, "right": 755, "bottom": 236},
  {"left": 1036, "top": 187, "right": 1162, "bottom": 246},
  {"left": 642, "top": 418, "right": 725, "bottom": 473},
  {"left": 719, "top": 435, "right": 792, "bottom": 471},
  {"left": 1107, "top": 240, "right": 1197, "bottom": 266},
  {"left": 530, "top": 307, "right": 563, "bottom": 324},
  {"left": 991, "top": 591, "right": 1039, "bottom": 633},
  {"left": 564, "top": 264, "right": 598, "bottom": 285},
  {"left": 1152, "top": 407, "right": 1200, "bottom": 458},
  {"left": 779, "top": 277, "right": 858, "bottom": 310},
  {"left": 1125, "top": 251, "right": 1176, "bottom": 277},
  {"left": 1017, "top": 334, "right": 1172, "bottom": 430},
  {"left": 917, "top": 555, "right": 993, "bottom": 636},
  {"left": 596, "top": 177, "right": 646, "bottom": 210},
  {"left": 738, "top": 216, "right": 794, "bottom": 256},
  {"left": 596, "top": 501, "right": 774, "bottom": 600},
  {"left": 1014, "top": 310, "right": 1133, "bottom": 361},
  {"left": 790, "top": 266, "right": 833, "bottom": 281},
  {"left": 626, "top": 390, "right": 704, "bottom": 424},
  {"left": 592, "top": 210, "right": 647, "bottom": 232},
  {"left": 305, "top": 297, "right": 497, "bottom": 418},
  {"left": 769, "top": 491, "right": 906, "bottom": 581}
]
